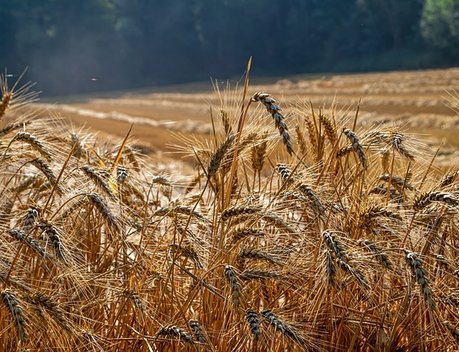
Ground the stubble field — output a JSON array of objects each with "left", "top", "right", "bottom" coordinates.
[{"left": 37, "top": 68, "right": 459, "bottom": 169}]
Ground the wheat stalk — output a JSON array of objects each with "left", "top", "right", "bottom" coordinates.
[
  {"left": 1, "top": 290, "right": 27, "bottom": 342},
  {"left": 221, "top": 205, "right": 261, "bottom": 221},
  {"left": 245, "top": 309, "right": 261, "bottom": 340},
  {"left": 319, "top": 113, "right": 337, "bottom": 145},
  {"left": 9, "top": 228, "right": 49, "bottom": 259},
  {"left": 405, "top": 251, "right": 435, "bottom": 310},
  {"left": 224, "top": 265, "right": 242, "bottom": 310},
  {"left": 231, "top": 228, "right": 266, "bottom": 243},
  {"left": 189, "top": 319, "right": 207, "bottom": 343},
  {"left": 32, "top": 292, "right": 73, "bottom": 332},
  {"left": 11, "top": 131, "right": 52, "bottom": 161},
  {"left": 342, "top": 128, "right": 367, "bottom": 169},
  {"left": 38, "top": 221, "right": 66, "bottom": 261},
  {"left": 207, "top": 133, "right": 236, "bottom": 178},
  {"left": 156, "top": 325, "right": 193, "bottom": 344},
  {"left": 261, "top": 310, "right": 305, "bottom": 346},
  {"left": 359, "top": 240, "right": 392, "bottom": 269},
  {"left": 81, "top": 166, "right": 116, "bottom": 199},
  {"left": 252, "top": 92, "right": 293, "bottom": 155},
  {"left": 414, "top": 191, "right": 458, "bottom": 210},
  {"left": 87, "top": 192, "right": 119, "bottom": 232}
]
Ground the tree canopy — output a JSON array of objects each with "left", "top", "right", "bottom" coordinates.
[
  {"left": 0, "top": 0, "right": 457, "bottom": 96},
  {"left": 421, "top": 0, "right": 459, "bottom": 56}
]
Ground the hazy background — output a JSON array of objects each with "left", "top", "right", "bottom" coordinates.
[{"left": 1, "top": 0, "right": 458, "bottom": 96}]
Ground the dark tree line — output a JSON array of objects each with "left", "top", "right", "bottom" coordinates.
[{"left": 0, "top": 0, "right": 457, "bottom": 96}]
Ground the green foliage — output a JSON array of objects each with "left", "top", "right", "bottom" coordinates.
[
  {"left": 357, "top": 0, "right": 424, "bottom": 49},
  {"left": 421, "top": 0, "right": 459, "bottom": 56}
]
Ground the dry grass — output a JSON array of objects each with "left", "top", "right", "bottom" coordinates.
[{"left": 0, "top": 73, "right": 458, "bottom": 351}]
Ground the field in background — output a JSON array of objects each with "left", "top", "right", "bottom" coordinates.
[{"left": 37, "top": 68, "right": 459, "bottom": 168}]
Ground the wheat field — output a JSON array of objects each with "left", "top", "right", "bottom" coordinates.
[{"left": 0, "top": 69, "right": 458, "bottom": 351}]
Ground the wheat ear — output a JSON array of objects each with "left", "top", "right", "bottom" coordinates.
[
  {"left": 156, "top": 325, "right": 193, "bottom": 343},
  {"left": 245, "top": 309, "right": 261, "bottom": 340},
  {"left": 405, "top": 251, "right": 435, "bottom": 310},
  {"left": 262, "top": 310, "right": 305, "bottom": 346},
  {"left": 252, "top": 92, "right": 293, "bottom": 155},
  {"left": 189, "top": 319, "right": 207, "bottom": 343},
  {"left": 2, "top": 290, "right": 27, "bottom": 342},
  {"left": 224, "top": 265, "right": 242, "bottom": 310},
  {"left": 342, "top": 128, "right": 367, "bottom": 169}
]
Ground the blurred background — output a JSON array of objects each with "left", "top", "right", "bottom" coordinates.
[{"left": 0, "top": 0, "right": 458, "bottom": 96}]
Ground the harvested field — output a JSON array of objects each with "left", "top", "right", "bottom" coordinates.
[{"left": 36, "top": 68, "right": 459, "bottom": 168}]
